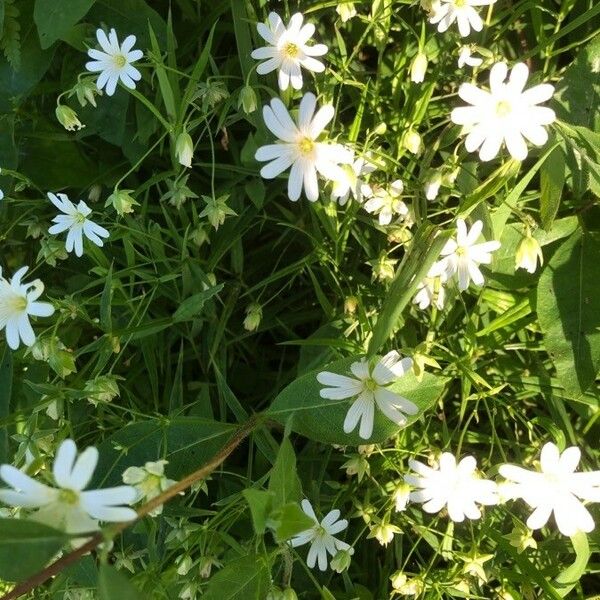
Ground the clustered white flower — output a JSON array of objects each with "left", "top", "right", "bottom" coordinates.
[
  {"left": 251, "top": 12, "right": 327, "bottom": 91},
  {"left": 291, "top": 499, "right": 353, "bottom": 571},
  {"left": 254, "top": 93, "right": 352, "bottom": 201},
  {"left": 429, "top": 0, "right": 497, "bottom": 38},
  {"left": 0, "top": 267, "right": 54, "bottom": 350},
  {"left": 86, "top": 28, "right": 143, "bottom": 96},
  {"left": 318, "top": 351, "right": 418, "bottom": 439},
  {"left": 0, "top": 439, "right": 136, "bottom": 534},
  {"left": 451, "top": 62, "right": 556, "bottom": 162}
]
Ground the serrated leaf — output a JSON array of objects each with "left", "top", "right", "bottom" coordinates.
[
  {"left": 537, "top": 231, "right": 600, "bottom": 396},
  {"left": 0, "top": 519, "right": 67, "bottom": 582},
  {"left": 267, "top": 356, "right": 447, "bottom": 445}
]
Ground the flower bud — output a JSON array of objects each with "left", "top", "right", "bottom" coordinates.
[
  {"left": 424, "top": 172, "right": 442, "bottom": 200},
  {"left": 373, "top": 122, "right": 387, "bottom": 136},
  {"left": 410, "top": 52, "right": 428, "bottom": 83},
  {"left": 243, "top": 303, "right": 262, "bottom": 332},
  {"left": 55, "top": 105, "right": 85, "bottom": 131},
  {"left": 515, "top": 230, "right": 543, "bottom": 274},
  {"left": 106, "top": 189, "right": 138, "bottom": 216},
  {"left": 330, "top": 549, "right": 353, "bottom": 573},
  {"left": 282, "top": 589, "right": 298, "bottom": 600},
  {"left": 403, "top": 129, "right": 422, "bottom": 154},
  {"left": 344, "top": 295, "right": 358, "bottom": 315},
  {"left": 238, "top": 85, "right": 258, "bottom": 114},
  {"left": 336, "top": 2, "right": 357, "bottom": 22},
  {"left": 175, "top": 131, "right": 194, "bottom": 168},
  {"left": 88, "top": 184, "right": 102, "bottom": 204},
  {"left": 393, "top": 482, "right": 411, "bottom": 512},
  {"left": 71, "top": 79, "right": 102, "bottom": 108},
  {"left": 368, "top": 519, "right": 401, "bottom": 546}
]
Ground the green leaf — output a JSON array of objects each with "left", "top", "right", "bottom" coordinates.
[
  {"left": 540, "top": 145, "right": 566, "bottom": 231},
  {"left": 203, "top": 554, "right": 270, "bottom": 600},
  {"left": 0, "top": 519, "right": 67, "bottom": 582},
  {"left": 536, "top": 231, "right": 600, "bottom": 396},
  {"left": 267, "top": 357, "right": 447, "bottom": 445},
  {"left": 554, "top": 532, "right": 591, "bottom": 597},
  {"left": 0, "top": 346, "right": 12, "bottom": 463},
  {"left": 93, "top": 417, "right": 236, "bottom": 486},
  {"left": 368, "top": 223, "right": 452, "bottom": 355},
  {"left": 242, "top": 489, "right": 274, "bottom": 535},
  {"left": 270, "top": 502, "right": 315, "bottom": 542},
  {"left": 553, "top": 33, "right": 600, "bottom": 132},
  {"left": 99, "top": 564, "right": 143, "bottom": 600},
  {"left": 33, "top": 0, "right": 95, "bottom": 49},
  {"left": 268, "top": 438, "right": 301, "bottom": 509},
  {"left": 172, "top": 284, "right": 224, "bottom": 322}
]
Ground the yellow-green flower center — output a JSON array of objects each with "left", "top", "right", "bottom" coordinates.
[
  {"left": 114, "top": 54, "right": 127, "bottom": 68},
  {"left": 284, "top": 42, "right": 299, "bottom": 58},
  {"left": 363, "top": 377, "right": 378, "bottom": 392},
  {"left": 74, "top": 211, "right": 87, "bottom": 225},
  {"left": 298, "top": 137, "right": 315, "bottom": 155},
  {"left": 495, "top": 100, "right": 512, "bottom": 117},
  {"left": 9, "top": 295, "right": 28, "bottom": 313},
  {"left": 454, "top": 0, "right": 467, "bottom": 6},
  {"left": 59, "top": 488, "right": 80, "bottom": 505}
]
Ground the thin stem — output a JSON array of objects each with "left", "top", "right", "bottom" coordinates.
[{"left": 0, "top": 414, "right": 263, "bottom": 600}]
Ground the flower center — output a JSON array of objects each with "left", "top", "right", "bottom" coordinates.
[
  {"left": 298, "top": 137, "right": 315, "bottom": 155},
  {"left": 284, "top": 42, "right": 299, "bottom": 58},
  {"left": 495, "top": 100, "right": 512, "bottom": 117},
  {"left": 454, "top": 0, "right": 467, "bottom": 6},
  {"left": 58, "top": 488, "right": 80, "bottom": 505},
  {"left": 363, "top": 377, "right": 378, "bottom": 392},
  {"left": 8, "top": 294, "right": 28, "bottom": 313},
  {"left": 113, "top": 54, "right": 127, "bottom": 68},
  {"left": 455, "top": 246, "right": 467, "bottom": 257},
  {"left": 74, "top": 211, "right": 87, "bottom": 225}
]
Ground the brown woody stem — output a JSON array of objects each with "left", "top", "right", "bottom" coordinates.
[{"left": 0, "top": 414, "right": 262, "bottom": 600}]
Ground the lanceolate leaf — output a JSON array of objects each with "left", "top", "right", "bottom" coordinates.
[
  {"left": 0, "top": 519, "right": 67, "bottom": 582},
  {"left": 93, "top": 417, "right": 236, "bottom": 486},
  {"left": 536, "top": 231, "right": 600, "bottom": 396},
  {"left": 267, "top": 356, "right": 447, "bottom": 445}
]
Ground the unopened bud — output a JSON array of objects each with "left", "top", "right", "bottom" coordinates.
[
  {"left": 55, "top": 105, "right": 84, "bottom": 131},
  {"left": 106, "top": 189, "right": 138, "bottom": 216},
  {"left": 238, "top": 85, "right": 258, "bottom": 114},
  {"left": 403, "top": 129, "right": 422, "bottom": 155},
  {"left": 175, "top": 131, "right": 194, "bottom": 168},
  {"left": 410, "top": 52, "right": 428, "bottom": 83},
  {"left": 515, "top": 230, "right": 543, "bottom": 274}
]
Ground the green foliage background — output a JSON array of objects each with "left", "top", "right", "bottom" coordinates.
[{"left": 0, "top": 0, "right": 599, "bottom": 598}]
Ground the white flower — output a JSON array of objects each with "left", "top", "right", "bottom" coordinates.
[
  {"left": 438, "top": 219, "right": 500, "bottom": 291},
  {"left": 410, "top": 52, "right": 428, "bottom": 83},
  {"left": 122, "top": 459, "right": 177, "bottom": 517},
  {"left": 48, "top": 193, "right": 109, "bottom": 257},
  {"left": 291, "top": 499, "right": 353, "bottom": 571},
  {"left": 515, "top": 231, "right": 543, "bottom": 274},
  {"left": 0, "top": 267, "right": 54, "bottom": 350},
  {"left": 499, "top": 443, "right": 600, "bottom": 536},
  {"left": 251, "top": 12, "right": 328, "bottom": 91},
  {"left": 85, "top": 28, "right": 143, "bottom": 96},
  {"left": 451, "top": 62, "right": 556, "bottom": 162},
  {"left": 458, "top": 46, "right": 483, "bottom": 68},
  {"left": 429, "top": 0, "right": 496, "bottom": 38},
  {"left": 331, "top": 152, "right": 376, "bottom": 205},
  {"left": 413, "top": 265, "right": 447, "bottom": 310},
  {"left": 424, "top": 173, "right": 442, "bottom": 200},
  {"left": 317, "top": 351, "right": 418, "bottom": 440},
  {"left": 0, "top": 439, "right": 137, "bottom": 534},
  {"left": 363, "top": 180, "right": 408, "bottom": 226},
  {"left": 255, "top": 93, "right": 352, "bottom": 202},
  {"left": 405, "top": 453, "right": 498, "bottom": 522}
]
